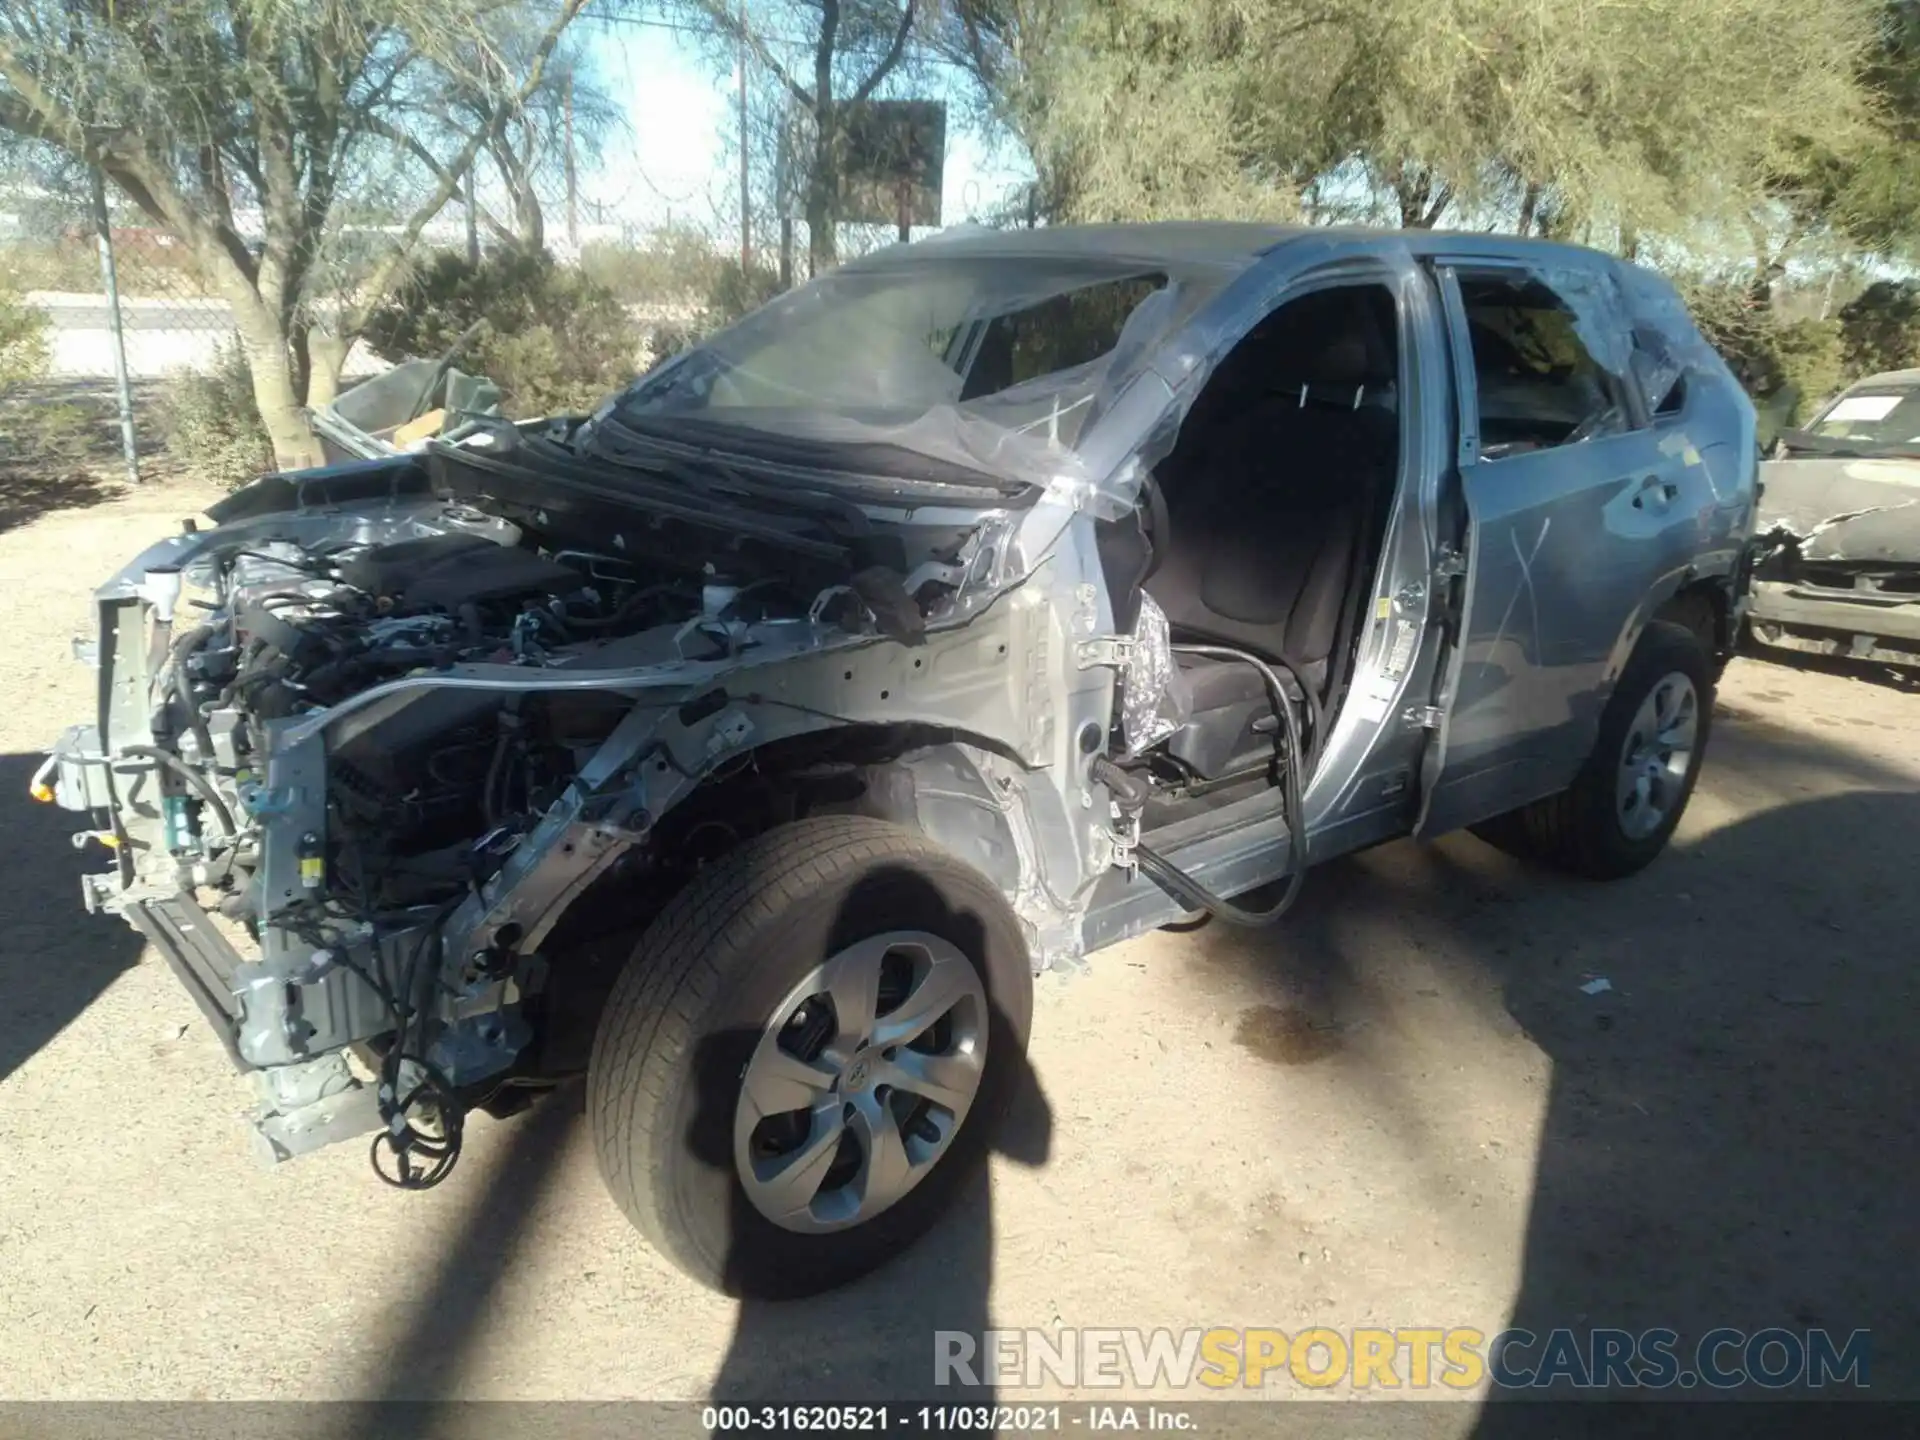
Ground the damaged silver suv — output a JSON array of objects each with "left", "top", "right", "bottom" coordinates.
[{"left": 35, "top": 223, "right": 1756, "bottom": 1297}]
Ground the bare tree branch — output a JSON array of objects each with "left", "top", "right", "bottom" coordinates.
[
  {"left": 338, "top": 0, "right": 592, "bottom": 336},
  {"left": 685, "top": 1, "right": 815, "bottom": 111},
  {"left": 850, "top": 0, "right": 915, "bottom": 106}
]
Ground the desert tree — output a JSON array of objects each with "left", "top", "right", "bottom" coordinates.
[
  {"left": 0, "top": 0, "right": 598, "bottom": 469},
  {"left": 669, "top": 0, "right": 922, "bottom": 274}
]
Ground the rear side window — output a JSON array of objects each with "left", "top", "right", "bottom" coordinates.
[
  {"left": 1631, "top": 330, "right": 1687, "bottom": 416},
  {"left": 1457, "top": 271, "right": 1632, "bottom": 459}
]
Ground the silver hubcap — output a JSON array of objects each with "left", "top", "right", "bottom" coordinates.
[
  {"left": 733, "top": 931, "right": 988, "bottom": 1234},
  {"left": 1615, "top": 671, "right": 1699, "bottom": 840}
]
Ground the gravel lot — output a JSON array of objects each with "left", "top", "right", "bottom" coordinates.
[{"left": 1, "top": 476, "right": 1915, "bottom": 1417}]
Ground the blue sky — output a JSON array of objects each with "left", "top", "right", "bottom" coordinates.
[{"left": 577, "top": 16, "right": 1035, "bottom": 241}]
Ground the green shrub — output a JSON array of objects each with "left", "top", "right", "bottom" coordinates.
[
  {"left": 1683, "top": 282, "right": 1843, "bottom": 440},
  {"left": 579, "top": 226, "right": 728, "bottom": 303},
  {"left": 0, "top": 243, "right": 99, "bottom": 294},
  {"left": 11, "top": 400, "right": 96, "bottom": 463},
  {"left": 0, "top": 272, "right": 50, "bottom": 388},
  {"left": 640, "top": 317, "right": 708, "bottom": 368},
  {"left": 159, "top": 340, "right": 274, "bottom": 489},
  {"left": 362, "top": 250, "right": 639, "bottom": 419},
  {"left": 703, "top": 258, "right": 785, "bottom": 328},
  {"left": 1837, "top": 281, "right": 1920, "bottom": 380}
]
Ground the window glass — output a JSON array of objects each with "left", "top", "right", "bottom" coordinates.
[
  {"left": 1458, "top": 271, "right": 1632, "bottom": 459},
  {"left": 1807, "top": 386, "right": 1920, "bottom": 446},
  {"left": 622, "top": 262, "right": 1170, "bottom": 451},
  {"left": 1630, "top": 327, "right": 1687, "bottom": 416}
]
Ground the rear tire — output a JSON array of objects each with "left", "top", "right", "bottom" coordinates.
[
  {"left": 1472, "top": 620, "right": 1713, "bottom": 880},
  {"left": 587, "top": 816, "right": 1034, "bottom": 1298}
]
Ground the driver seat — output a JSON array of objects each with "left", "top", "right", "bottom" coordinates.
[{"left": 1140, "top": 294, "right": 1400, "bottom": 777}]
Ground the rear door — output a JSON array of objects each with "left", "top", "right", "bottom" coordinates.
[{"left": 1417, "top": 256, "right": 1696, "bottom": 836}]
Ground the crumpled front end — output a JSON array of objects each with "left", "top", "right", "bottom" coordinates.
[
  {"left": 1749, "top": 456, "right": 1920, "bottom": 667},
  {"left": 39, "top": 448, "right": 1115, "bottom": 1176}
]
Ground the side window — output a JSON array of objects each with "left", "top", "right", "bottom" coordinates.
[
  {"left": 1630, "top": 326, "right": 1687, "bottom": 417},
  {"left": 1457, "top": 270, "right": 1632, "bottom": 459}
]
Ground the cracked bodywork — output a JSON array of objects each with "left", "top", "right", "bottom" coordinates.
[
  {"left": 1750, "top": 450, "right": 1920, "bottom": 667},
  {"left": 54, "top": 466, "right": 1119, "bottom": 1159}
]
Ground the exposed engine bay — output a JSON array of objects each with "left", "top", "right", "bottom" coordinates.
[
  {"left": 41, "top": 427, "right": 1138, "bottom": 1183},
  {"left": 199, "top": 524, "right": 824, "bottom": 917}
]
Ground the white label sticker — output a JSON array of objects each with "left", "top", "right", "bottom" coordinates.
[
  {"left": 1383, "top": 624, "right": 1418, "bottom": 677},
  {"left": 1826, "top": 394, "right": 1903, "bottom": 423}
]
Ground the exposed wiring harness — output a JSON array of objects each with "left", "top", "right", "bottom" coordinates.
[
  {"left": 1132, "top": 644, "right": 1316, "bottom": 928},
  {"left": 366, "top": 894, "right": 469, "bottom": 1191},
  {"left": 119, "top": 744, "right": 239, "bottom": 841}
]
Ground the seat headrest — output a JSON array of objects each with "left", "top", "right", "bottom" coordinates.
[{"left": 1312, "top": 334, "right": 1376, "bottom": 388}]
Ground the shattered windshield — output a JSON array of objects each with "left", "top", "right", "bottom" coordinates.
[
  {"left": 1797, "top": 383, "right": 1920, "bottom": 454},
  {"left": 601, "top": 256, "right": 1197, "bottom": 485}
]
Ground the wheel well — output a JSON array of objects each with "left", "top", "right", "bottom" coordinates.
[
  {"left": 541, "top": 723, "right": 1020, "bottom": 960},
  {"left": 1655, "top": 581, "right": 1728, "bottom": 654}
]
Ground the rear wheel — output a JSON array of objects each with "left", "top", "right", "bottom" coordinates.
[
  {"left": 1472, "top": 620, "right": 1712, "bottom": 879},
  {"left": 587, "top": 816, "right": 1033, "bottom": 1297}
]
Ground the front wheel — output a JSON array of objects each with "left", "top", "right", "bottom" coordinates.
[
  {"left": 1472, "top": 620, "right": 1713, "bottom": 879},
  {"left": 587, "top": 816, "right": 1034, "bottom": 1298}
]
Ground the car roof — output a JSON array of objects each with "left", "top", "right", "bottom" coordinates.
[
  {"left": 848, "top": 220, "right": 1627, "bottom": 276},
  {"left": 1845, "top": 368, "right": 1920, "bottom": 391}
]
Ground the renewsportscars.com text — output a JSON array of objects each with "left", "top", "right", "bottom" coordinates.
[{"left": 934, "top": 1326, "right": 1870, "bottom": 1392}]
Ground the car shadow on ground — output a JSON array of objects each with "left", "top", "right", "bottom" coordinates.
[
  {"left": 356, "top": 1066, "right": 1053, "bottom": 1411},
  {"left": 1181, "top": 719, "right": 1919, "bottom": 1416},
  {"left": 362, "top": 866, "right": 1053, "bottom": 1414},
  {"left": 348, "top": 707, "right": 1916, "bottom": 1417},
  {"left": 0, "top": 754, "right": 145, "bottom": 1086}
]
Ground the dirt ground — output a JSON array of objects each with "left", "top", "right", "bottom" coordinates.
[{"left": 0, "top": 475, "right": 1914, "bottom": 1418}]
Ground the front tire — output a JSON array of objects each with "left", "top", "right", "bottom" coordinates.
[
  {"left": 1473, "top": 620, "right": 1713, "bottom": 880},
  {"left": 587, "top": 816, "right": 1034, "bottom": 1298}
]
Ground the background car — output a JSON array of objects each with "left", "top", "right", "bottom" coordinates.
[{"left": 1750, "top": 369, "right": 1920, "bottom": 670}]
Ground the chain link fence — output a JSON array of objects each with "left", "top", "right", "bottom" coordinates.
[
  {"left": 2, "top": 173, "right": 264, "bottom": 491},
  {"left": 1, "top": 139, "right": 1030, "bottom": 501}
]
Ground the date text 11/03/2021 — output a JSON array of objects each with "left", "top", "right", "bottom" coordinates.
[{"left": 702, "top": 1407, "right": 1193, "bottom": 1432}]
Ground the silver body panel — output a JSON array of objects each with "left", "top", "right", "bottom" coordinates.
[{"left": 43, "top": 225, "right": 1757, "bottom": 1163}]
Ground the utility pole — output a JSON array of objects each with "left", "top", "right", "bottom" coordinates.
[
  {"left": 89, "top": 168, "right": 139, "bottom": 485},
  {"left": 775, "top": 111, "right": 794, "bottom": 290},
  {"left": 564, "top": 70, "right": 579, "bottom": 251},
  {"left": 465, "top": 174, "right": 479, "bottom": 264},
  {"left": 738, "top": 0, "right": 752, "bottom": 272}
]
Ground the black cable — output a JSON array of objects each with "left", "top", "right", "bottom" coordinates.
[
  {"left": 367, "top": 895, "right": 470, "bottom": 1190},
  {"left": 562, "top": 582, "right": 688, "bottom": 631},
  {"left": 1172, "top": 641, "right": 1326, "bottom": 768},
  {"left": 167, "top": 622, "right": 219, "bottom": 772},
  {"left": 120, "top": 745, "right": 239, "bottom": 841},
  {"left": 1135, "top": 644, "right": 1316, "bottom": 927}
]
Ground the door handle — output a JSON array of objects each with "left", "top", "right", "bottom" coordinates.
[{"left": 1631, "top": 476, "right": 1678, "bottom": 510}]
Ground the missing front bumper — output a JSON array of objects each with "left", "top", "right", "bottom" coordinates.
[{"left": 123, "top": 896, "right": 249, "bottom": 1070}]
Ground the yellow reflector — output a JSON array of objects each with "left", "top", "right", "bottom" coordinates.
[
  {"left": 98, "top": 833, "right": 121, "bottom": 850},
  {"left": 29, "top": 782, "right": 54, "bottom": 803}
]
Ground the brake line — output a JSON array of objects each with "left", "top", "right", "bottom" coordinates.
[{"left": 1132, "top": 644, "right": 1316, "bottom": 928}]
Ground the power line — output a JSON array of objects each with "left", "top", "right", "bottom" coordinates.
[{"left": 579, "top": 9, "right": 980, "bottom": 72}]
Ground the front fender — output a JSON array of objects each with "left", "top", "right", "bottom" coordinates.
[{"left": 449, "top": 575, "right": 1068, "bottom": 966}]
